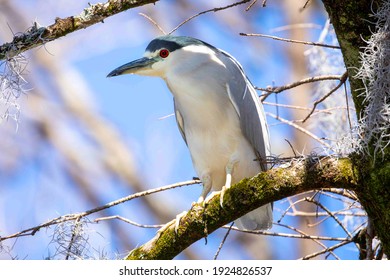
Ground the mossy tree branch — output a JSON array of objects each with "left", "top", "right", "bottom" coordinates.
[
  {"left": 126, "top": 157, "right": 357, "bottom": 260},
  {"left": 0, "top": 0, "right": 159, "bottom": 60}
]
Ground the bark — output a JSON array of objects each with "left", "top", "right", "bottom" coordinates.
[{"left": 322, "top": 0, "right": 390, "bottom": 257}]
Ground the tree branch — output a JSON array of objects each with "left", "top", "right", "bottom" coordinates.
[
  {"left": 257, "top": 74, "right": 345, "bottom": 101},
  {"left": 126, "top": 157, "right": 357, "bottom": 260},
  {"left": 302, "top": 71, "right": 348, "bottom": 122},
  {"left": 0, "top": 0, "right": 159, "bottom": 61},
  {"left": 169, "top": 0, "right": 251, "bottom": 34},
  {"left": 0, "top": 180, "right": 200, "bottom": 242},
  {"left": 240, "top": 33, "right": 340, "bottom": 49}
]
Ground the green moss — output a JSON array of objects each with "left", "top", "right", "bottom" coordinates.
[{"left": 337, "top": 158, "right": 357, "bottom": 185}]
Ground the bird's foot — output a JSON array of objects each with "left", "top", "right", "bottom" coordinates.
[
  {"left": 220, "top": 186, "right": 226, "bottom": 208},
  {"left": 202, "top": 189, "right": 228, "bottom": 208},
  {"left": 220, "top": 167, "right": 233, "bottom": 208},
  {"left": 220, "top": 183, "right": 232, "bottom": 208},
  {"left": 173, "top": 201, "right": 205, "bottom": 234},
  {"left": 155, "top": 209, "right": 190, "bottom": 239},
  {"left": 204, "top": 191, "right": 221, "bottom": 204},
  {"left": 174, "top": 210, "right": 188, "bottom": 234}
]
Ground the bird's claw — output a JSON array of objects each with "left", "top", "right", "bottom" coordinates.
[
  {"left": 174, "top": 210, "right": 188, "bottom": 234},
  {"left": 173, "top": 202, "right": 204, "bottom": 234},
  {"left": 220, "top": 185, "right": 227, "bottom": 208},
  {"left": 155, "top": 210, "right": 189, "bottom": 238},
  {"left": 203, "top": 189, "right": 228, "bottom": 208},
  {"left": 204, "top": 191, "right": 220, "bottom": 204}
]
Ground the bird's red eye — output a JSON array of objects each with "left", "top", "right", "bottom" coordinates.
[{"left": 159, "top": 49, "right": 169, "bottom": 58}]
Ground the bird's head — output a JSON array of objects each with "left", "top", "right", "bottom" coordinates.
[{"left": 107, "top": 35, "right": 219, "bottom": 78}]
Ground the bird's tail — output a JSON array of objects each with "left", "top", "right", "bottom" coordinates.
[{"left": 235, "top": 203, "right": 273, "bottom": 230}]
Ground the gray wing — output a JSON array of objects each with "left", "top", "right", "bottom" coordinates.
[
  {"left": 220, "top": 51, "right": 270, "bottom": 171},
  {"left": 173, "top": 98, "right": 187, "bottom": 145}
]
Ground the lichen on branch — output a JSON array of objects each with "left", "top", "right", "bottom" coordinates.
[
  {"left": 356, "top": 1, "right": 390, "bottom": 160},
  {"left": 0, "top": 0, "right": 159, "bottom": 61}
]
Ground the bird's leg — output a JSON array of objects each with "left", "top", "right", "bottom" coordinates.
[
  {"left": 197, "top": 174, "right": 213, "bottom": 237},
  {"left": 173, "top": 174, "right": 212, "bottom": 233},
  {"left": 197, "top": 174, "right": 212, "bottom": 206},
  {"left": 220, "top": 161, "right": 235, "bottom": 207}
]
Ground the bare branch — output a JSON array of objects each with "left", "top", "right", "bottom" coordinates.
[
  {"left": 214, "top": 222, "right": 234, "bottom": 260},
  {"left": 94, "top": 215, "right": 164, "bottom": 228},
  {"left": 300, "top": 0, "right": 312, "bottom": 11},
  {"left": 284, "top": 210, "right": 366, "bottom": 217},
  {"left": 65, "top": 217, "right": 82, "bottom": 260},
  {"left": 304, "top": 197, "right": 353, "bottom": 238},
  {"left": 0, "top": 180, "right": 200, "bottom": 242},
  {"left": 0, "top": 0, "right": 159, "bottom": 60},
  {"left": 274, "top": 222, "right": 341, "bottom": 259},
  {"left": 240, "top": 33, "right": 341, "bottom": 49},
  {"left": 245, "top": 0, "right": 259, "bottom": 11},
  {"left": 139, "top": 13, "right": 167, "bottom": 35},
  {"left": 302, "top": 71, "right": 349, "bottom": 122},
  {"left": 169, "top": 0, "right": 251, "bottom": 34},
  {"left": 301, "top": 241, "right": 351, "bottom": 260},
  {"left": 258, "top": 74, "right": 344, "bottom": 101},
  {"left": 229, "top": 225, "right": 350, "bottom": 242},
  {"left": 266, "top": 112, "right": 333, "bottom": 150}
]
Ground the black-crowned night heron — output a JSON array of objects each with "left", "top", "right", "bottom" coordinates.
[{"left": 108, "top": 35, "right": 272, "bottom": 230}]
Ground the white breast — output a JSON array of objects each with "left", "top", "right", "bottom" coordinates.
[{"left": 166, "top": 72, "right": 260, "bottom": 191}]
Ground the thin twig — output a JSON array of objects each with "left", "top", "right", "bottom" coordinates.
[
  {"left": 300, "top": 241, "right": 351, "bottom": 260},
  {"left": 264, "top": 102, "right": 327, "bottom": 112},
  {"left": 300, "top": 0, "right": 312, "bottom": 11},
  {"left": 139, "top": 13, "right": 166, "bottom": 35},
  {"left": 246, "top": 0, "right": 258, "bottom": 10},
  {"left": 270, "top": 23, "right": 322, "bottom": 33},
  {"left": 320, "top": 188, "right": 359, "bottom": 202},
  {"left": 266, "top": 112, "right": 333, "bottom": 150},
  {"left": 0, "top": 180, "right": 200, "bottom": 242},
  {"left": 264, "top": 103, "right": 354, "bottom": 116},
  {"left": 65, "top": 216, "right": 82, "bottom": 260},
  {"left": 274, "top": 222, "right": 342, "bottom": 259},
  {"left": 214, "top": 222, "right": 234, "bottom": 260},
  {"left": 322, "top": 188, "right": 358, "bottom": 201},
  {"left": 302, "top": 71, "right": 349, "bottom": 122},
  {"left": 227, "top": 226, "right": 349, "bottom": 242},
  {"left": 283, "top": 210, "right": 366, "bottom": 217},
  {"left": 278, "top": 197, "right": 307, "bottom": 223},
  {"left": 285, "top": 139, "right": 298, "bottom": 157},
  {"left": 240, "top": 33, "right": 340, "bottom": 49},
  {"left": 305, "top": 197, "right": 352, "bottom": 238},
  {"left": 169, "top": 0, "right": 251, "bottom": 34},
  {"left": 94, "top": 215, "right": 164, "bottom": 228},
  {"left": 258, "top": 74, "right": 344, "bottom": 101}
]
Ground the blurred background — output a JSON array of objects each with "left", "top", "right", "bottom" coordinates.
[{"left": 0, "top": 0, "right": 364, "bottom": 259}]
